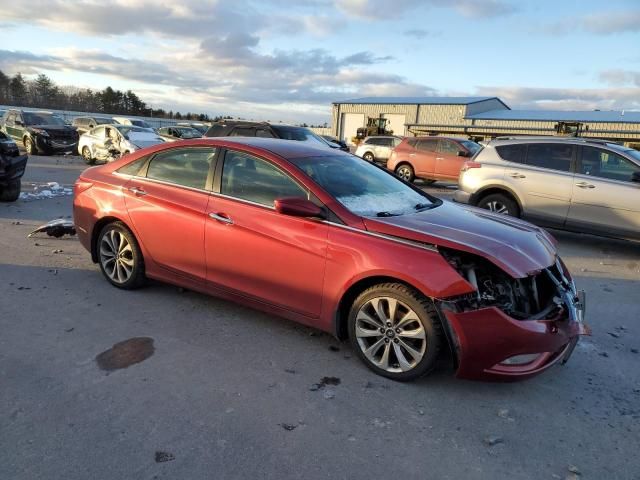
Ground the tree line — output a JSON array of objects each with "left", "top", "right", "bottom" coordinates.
[{"left": 0, "top": 70, "right": 215, "bottom": 121}]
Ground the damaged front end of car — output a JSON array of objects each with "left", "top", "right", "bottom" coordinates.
[{"left": 434, "top": 247, "right": 590, "bottom": 381}]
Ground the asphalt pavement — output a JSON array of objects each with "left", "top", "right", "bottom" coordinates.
[{"left": 1, "top": 154, "right": 639, "bottom": 479}]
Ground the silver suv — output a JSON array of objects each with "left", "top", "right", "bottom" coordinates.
[
  {"left": 355, "top": 136, "right": 402, "bottom": 162},
  {"left": 454, "top": 137, "right": 640, "bottom": 240}
]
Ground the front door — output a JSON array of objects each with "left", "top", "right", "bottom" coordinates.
[
  {"left": 566, "top": 146, "right": 640, "bottom": 238},
  {"left": 205, "top": 149, "right": 328, "bottom": 317},
  {"left": 123, "top": 146, "right": 216, "bottom": 280}
]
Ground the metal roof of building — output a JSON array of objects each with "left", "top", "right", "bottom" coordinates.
[
  {"left": 334, "top": 96, "right": 502, "bottom": 106},
  {"left": 466, "top": 109, "right": 640, "bottom": 124}
]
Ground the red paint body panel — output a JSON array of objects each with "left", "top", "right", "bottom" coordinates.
[
  {"left": 73, "top": 137, "right": 587, "bottom": 382},
  {"left": 444, "top": 307, "right": 581, "bottom": 381}
]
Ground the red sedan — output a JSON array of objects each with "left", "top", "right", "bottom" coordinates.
[{"left": 73, "top": 138, "right": 589, "bottom": 381}]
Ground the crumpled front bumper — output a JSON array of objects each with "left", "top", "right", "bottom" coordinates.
[{"left": 438, "top": 288, "right": 589, "bottom": 382}]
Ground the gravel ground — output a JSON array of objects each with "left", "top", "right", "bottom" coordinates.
[{"left": 1, "top": 154, "right": 639, "bottom": 480}]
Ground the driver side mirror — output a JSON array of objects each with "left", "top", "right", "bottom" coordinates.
[
  {"left": 457, "top": 150, "right": 469, "bottom": 157},
  {"left": 631, "top": 171, "right": 640, "bottom": 183},
  {"left": 274, "top": 197, "right": 325, "bottom": 219}
]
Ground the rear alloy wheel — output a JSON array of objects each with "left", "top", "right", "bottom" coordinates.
[
  {"left": 348, "top": 283, "right": 442, "bottom": 381},
  {"left": 363, "top": 151, "right": 375, "bottom": 162},
  {"left": 0, "top": 180, "right": 21, "bottom": 202},
  {"left": 24, "top": 137, "right": 37, "bottom": 155},
  {"left": 478, "top": 193, "right": 519, "bottom": 217},
  {"left": 81, "top": 146, "right": 95, "bottom": 165},
  {"left": 98, "top": 222, "right": 145, "bottom": 289},
  {"left": 395, "top": 164, "right": 415, "bottom": 182}
]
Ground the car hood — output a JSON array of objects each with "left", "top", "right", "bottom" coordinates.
[
  {"left": 29, "top": 124, "right": 74, "bottom": 131},
  {"left": 363, "top": 201, "right": 557, "bottom": 278}
]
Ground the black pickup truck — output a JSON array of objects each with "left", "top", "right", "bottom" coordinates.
[{"left": 0, "top": 130, "right": 27, "bottom": 202}]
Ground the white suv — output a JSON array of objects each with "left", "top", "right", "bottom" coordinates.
[
  {"left": 454, "top": 137, "right": 640, "bottom": 240},
  {"left": 355, "top": 136, "right": 402, "bottom": 162}
]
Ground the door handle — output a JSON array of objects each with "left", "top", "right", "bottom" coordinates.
[
  {"left": 509, "top": 173, "right": 526, "bottom": 179},
  {"left": 436, "top": 157, "right": 444, "bottom": 160},
  {"left": 409, "top": 153, "right": 416, "bottom": 157},
  {"left": 128, "top": 186, "right": 147, "bottom": 196},
  {"left": 575, "top": 182, "right": 595, "bottom": 189},
  {"left": 209, "top": 212, "right": 233, "bottom": 225}
]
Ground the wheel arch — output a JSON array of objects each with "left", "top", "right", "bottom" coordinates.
[
  {"left": 90, "top": 215, "right": 132, "bottom": 263},
  {"left": 333, "top": 274, "right": 458, "bottom": 365},
  {"left": 472, "top": 184, "right": 524, "bottom": 213}
]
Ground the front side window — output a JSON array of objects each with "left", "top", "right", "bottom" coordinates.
[
  {"left": 255, "top": 128, "right": 275, "bottom": 138},
  {"left": 146, "top": 147, "right": 215, "bottom": 189},
  {"left": 526, "top": 144, "right": 573, "bottom": 172},
  {"left": 221, "top": 151, "right": 307, "bottom": 206},
  {"left": 580, "top": 147, "right": 640, "bottom": 182},
  {"left": 292, "top": 155, "right": 437, "bottom": 217}
]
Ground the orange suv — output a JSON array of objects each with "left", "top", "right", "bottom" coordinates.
[{"left": 387, "top": 136, "right": 481, "bottom": 183}]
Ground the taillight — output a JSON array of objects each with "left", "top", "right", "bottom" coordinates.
[
  {"left": 74, "top": 180, "right": 93, "bottom": 195},
  {"left": 461, "top": 161, "right": 482, "bottom": 172}
]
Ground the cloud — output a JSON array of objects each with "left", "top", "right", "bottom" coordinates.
[
  {"left": 403, "top": 29, "right": 439, "bottom": 39},
  {"left": 598, "top": 70, "right": 640, "bottom": 87},
  {"left": 474, "top": 85, "right": 640, "bottom": 111},
  {"left": 544, "top": 9, "right": 640, "bottom": 35},
  {"left": 335, "top": 0, "right": 517, "bottom": 20}
]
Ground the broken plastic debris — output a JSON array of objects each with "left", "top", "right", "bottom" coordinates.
[{"left": 28, "top": 219, "right": 76, "bottom": 238}]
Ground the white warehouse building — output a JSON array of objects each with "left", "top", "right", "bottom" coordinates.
[{"left": 331, "top": 96, "right": 640, "bottom": 148}]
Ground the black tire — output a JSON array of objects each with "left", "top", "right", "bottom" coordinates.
[
  {"left": 0, "top": 180, "right": 21, "bottom": 202},
  {"left": 81, "top": 146, "right": 95, "bottom": 165},
  {"left": 477, "top": 193, "right": 520, "bottom": 217},
  {"left": 395, "top": 163, "right": 415, "bottom": 182},
  {"left": 363, "top": 151, "right": 375, "bottom": 162},
  {"left": 348, "top": 283, "right": 443, "bottom": 382},
  {"left": 24, "top": 137, "right": 37, "bottom": 155},
  {"left": 97, "top": 222, "right": 146, "bottom": 289}
]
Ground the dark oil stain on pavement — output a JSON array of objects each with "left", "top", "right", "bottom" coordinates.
[
  {"left": 96, "top": 337, "right": 155, "bottom": 371},
  {"left": 310, "top": 376, "right": 341, "bottom": 391},
  {"left": 155, "top": 451, "right": 175, "bottom": 463}
]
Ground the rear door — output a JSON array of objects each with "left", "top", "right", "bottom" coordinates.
[
  {"left": 435, "top": 139, "right": 466, "bottom": 180},
  {"left": 4, "top": 112, "right": 21, "bottom": 140},
  {"left": 566, "top": 146, "right": 640, "bottom": 238},
  {"left": 205, "top": 149, "right": 328, "bottom": 317},
  {"left": 412, "top": 138, "right": 438, "bottom": 177},
  {"left": 123, "top": 146, "right": 216, "bottom": 280},
  {"left": 376, "top": 137, "right": 394, "bottom": 161},
  {"left": 504, "top": 143, "right": 575, "bottom": 225}
]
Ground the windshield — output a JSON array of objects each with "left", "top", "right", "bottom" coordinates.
[
  {"left": 94, "top": 117, "right": 112, "bottom": 125},
  {"left": 292, "top": 155, "right": 437, "bottom": 217},
  {"left": 623, "top": 148, "right": 640, "bottom": 163},
  {"left": 130, "top": 119, "right": 152, "bottom": 129},
  {"left": 272, "top": 126, "right": 328, "bottom": 147},
  {"left": 24, "top": 112, "right": 66, "bottom": 126},
  {"left": 460, "top": 140, "right": 481, "bottom": 154},
  {"left": 114, "top": 125, "right": 151, "bottom": 136},
  {"left": 176, "top": 127, "right": 201, "bottom": 138}
]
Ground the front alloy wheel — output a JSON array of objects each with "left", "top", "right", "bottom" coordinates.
[
  {"left": 349, "top": 283, "right": 442, "bottom": 381},
  {"left": 478, "top": 193, "right": 519, "bottom": 217},
  {"left": 98, "top": 222, "right": 145, "bottom": 289}
]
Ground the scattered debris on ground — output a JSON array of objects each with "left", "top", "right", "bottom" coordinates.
[
  {"left": 483, "top": 435, "right": 504, "bottom": 447},
  {"left": 19, "top": 182, "right": 73, "bottom": 202},
  {"left": 154, "top": 451, "right": 175, "bottom": 463},
  {"left": 28, "top": 218, "right": 76, "bottom": 238},
  {"left": 310, "top": 376, "right": 341, "bottom": 391},
  {"left": 280, "top": 423, "right": 297, "bottom": 431}
]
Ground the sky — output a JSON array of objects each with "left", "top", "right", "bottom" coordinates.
[{"left": 0, "top": 0, "right": 639, "bottom": 124}]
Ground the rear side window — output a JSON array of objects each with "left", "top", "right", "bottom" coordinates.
[
  {"left": 416, "top": 139, "right": 437, "bottom": 152},
  {"left": 526, "top": 144, "right": 573, "bottom": 172},
  {"left": 146, "top": 147, "right": 215, "bottom": 189},
  {"left": 496, "top": 144, "right": 526, "bottom": 164},
  {"left": 437, "top": 140, "right": 460, "bottom": 155},
  {"left": 117, "top": 157, "right": 147, "bottom": 176},
  {"left": 580, "top": 147, "right": 640, "bottom": 182},
  {"left": 256, "top": 128, "right": 275, "bottom": 138},
  {"left": 230, "top": 127, "right": 255, "bottom": 137},
  {"left": 221, "top": 150, "right": 307, "bottom": 206}
]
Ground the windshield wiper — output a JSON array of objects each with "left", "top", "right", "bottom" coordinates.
[{"left": 376, "top": 211, "right": 398, "bottom": 217}]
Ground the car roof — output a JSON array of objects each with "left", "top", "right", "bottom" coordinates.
[
  {"left": 487, "top": 136, "right": 625, "bottom": 149},
  {"left": 188, "top": 137, "right": 347, "bottom": 159}
]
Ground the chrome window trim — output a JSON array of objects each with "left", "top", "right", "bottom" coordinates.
[
  {"left": 322, "top": 221, "right": 438, "bottom": 252},
  {"left": 113, "top": 172, "right": 211, "bottom": 195}
]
